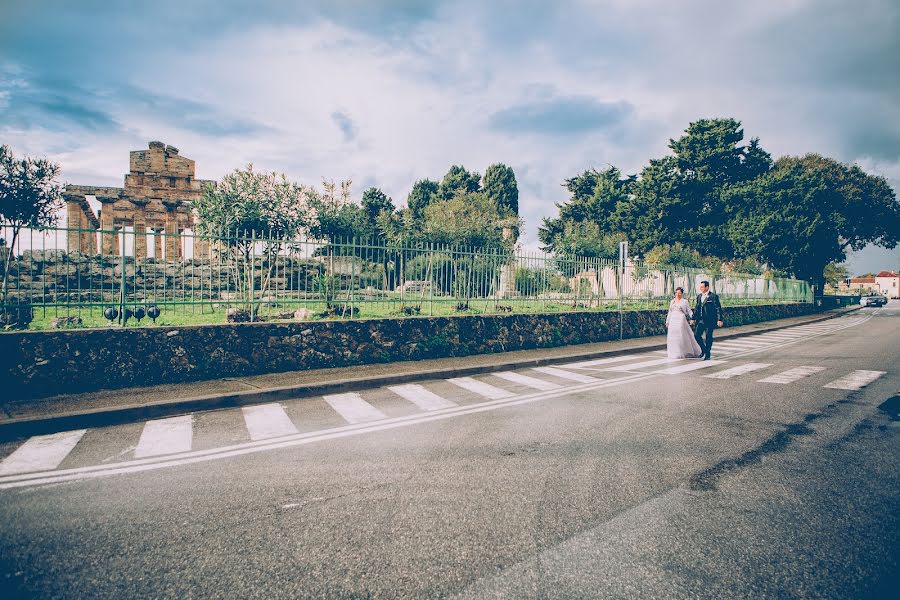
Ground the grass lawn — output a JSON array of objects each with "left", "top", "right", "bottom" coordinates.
[{"left": 17, "top": 296, "right": 798, "bottom": 331}]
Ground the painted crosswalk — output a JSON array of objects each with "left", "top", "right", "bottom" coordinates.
[
  {"left": 531, "top": 366, "right": 600, "bottom": 383},
  {"left": 655, "top": 359, "right": 728, "bottom": 375},
  {"left": 758, "top": 366, "right": 826, "bottom": 384},
  {"left": 703, "top": 363, "right": 772, "bottom": 380},
  {"left": 323, "top": 393, "right": 388, "bottom": 424},
  {"left": 823, "top": 370, "right": 886, "bottom": 391},
  {"left": 0, "top": 430, "right": 86, "bottom": 475},
  {"left": 603, "top": 357, "right": 681, "bottom": 372},
  {"left": 388, "top": 384, "right": 458, "bottom": 411},
  {"left": 242, "top": 403, "right": 299, "bottom": 440},
  {"left": 448, "top": 376, "right": 516, "bottom": 399},
  {"left": 134, "top": 415, "right": 193, "bottom": 458},
  {"left": 563, "top": 354, "right": 655, "bottom": 369},
  {"left": 492, "top": 371, "right": 562, "bottom": 391}
]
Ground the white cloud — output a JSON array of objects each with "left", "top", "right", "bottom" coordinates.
[{"left": 1, "top": 0, "right": 897, "bottom": 263}]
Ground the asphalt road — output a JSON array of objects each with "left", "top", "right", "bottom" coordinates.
[{"left": 1, "top": 304, "right": 897, "bottom": 599}]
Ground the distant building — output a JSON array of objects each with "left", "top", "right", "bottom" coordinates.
[
  {"left": 848, "top": 277, "right": 879, "bottom": 293},
  {"left": 875, "top": 271, "right": 899, "bottom": 298}
]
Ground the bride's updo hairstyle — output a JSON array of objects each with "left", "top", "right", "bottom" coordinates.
[{"left": 674, "top": 287, "right": 684, "bottom": 295}]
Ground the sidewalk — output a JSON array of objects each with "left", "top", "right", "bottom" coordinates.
[{"left": 0, "top": 306, "right": 861, "bottom": 440}]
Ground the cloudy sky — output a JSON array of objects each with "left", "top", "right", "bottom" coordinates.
[{"left": 2, "top": 0, "right": 898, "bottom": 274}]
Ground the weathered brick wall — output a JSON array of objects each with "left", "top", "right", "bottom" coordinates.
[{"left": 0, "top": 303, "right": 816, "bottom": 400}]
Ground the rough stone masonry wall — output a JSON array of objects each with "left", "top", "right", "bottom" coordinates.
[{"left": 0, "top": 303, "right": 816, "bottom": 400}]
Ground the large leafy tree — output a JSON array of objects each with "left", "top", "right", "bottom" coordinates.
[
  {"left": 725, "top": 154, "right": 899, "bottom": 291},
  {"left": 482, "top": 163, "right": 519, "bottom": 216},
  {"left": 439, "top": 165, "right": 481, "bottom": 201},
  {"left": 423, "top": 190, "right": 513, "bottom": 249},
  {"left": 0, "top": 144, "right": 63, "bottom": 304},
  {"left": 194, "top": 164, "right": 316, "bottom": 316},
  {"left": 539, "top": 166, "right": 634, "bottom": 256}
]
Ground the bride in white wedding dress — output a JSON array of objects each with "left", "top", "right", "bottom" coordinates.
[{"left": 666, "top": 287, "right": 703, "bottom": 359}]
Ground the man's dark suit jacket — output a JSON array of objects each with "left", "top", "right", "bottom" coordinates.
[{"left": 693, "top": 292, "right": 723, "bottom": 328}]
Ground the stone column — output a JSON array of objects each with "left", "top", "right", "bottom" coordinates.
[
  {"left": 153, "top": 229, "right": 163, "bottom": 259},
  {"left": 113, "top": 227, "right": 121, "bottom": 256},
  {"left": 133, "top": 217, "right": 148, "bottom": 260},
  {"left": 165, "top": 219, "right": 179, "bottom": 262},
  {"left": 65, "top": 195, "right": 84, "bottom": 254},
  {"left": 83, "top": 220, "right": 98, "bottom": 254},
  {"left": 98, "top": 197, "right": 116, "bottom": 256}
]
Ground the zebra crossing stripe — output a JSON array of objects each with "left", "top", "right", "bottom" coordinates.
[
  {"left": 388, "top": 384, "right": 458, "bottom": 411},
  {"left": 654, "top": 360, "right": 727, "bottom": 375},
  {"left": 713, "top": 342, "right": 754, "bottom": 350},
  {"left": 758, "top": 366, "right": 826, "bottom": 384},
  {"left": 447, "top": 377, "right": 515, "bottom": 399},
  {"left": 492, "top": 371, "right": 562, "bottom": 391},
  {"left": 532, "top": 366, "right": 601, "bottom": 383},
  {"left": 719, "top": 339, "right": 768, "bottom": 347},
  {"left": 323, "top": 393, "right": 388, "bottom": 424},
  {"left": 242, "top": 403, "right": 299, "bottom": 440},
  {"left": 563, "top": 354, "right": 653, "bottom": 369},
  {"left": 823, "top": 370, "right": 886, "bottom": 391},
  {"left": 134, "top": 416, "right": 193, "bottom": 458},
  {"left": 604, "top": 357, "right": 682, "bottom": 372},
  {"left": 703, "top": 363, "right": 772, "bottom": 379},
  {"left": 0, "top": 430, "right": 87, "bottom": 476}
]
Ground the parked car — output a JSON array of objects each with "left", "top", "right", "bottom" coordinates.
[{"left": 860, "top": 294, "right": 887, "bottom": 307}]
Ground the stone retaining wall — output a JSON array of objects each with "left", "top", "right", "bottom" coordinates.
[{"left": 1, "top": 303, "right": 816, "bottom": 400}]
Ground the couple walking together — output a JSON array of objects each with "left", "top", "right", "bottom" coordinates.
[{"left": 665, "top": 281, "right": 724, "bottom": 360}]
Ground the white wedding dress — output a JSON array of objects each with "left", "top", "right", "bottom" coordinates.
[{"left": 666, "top": 298, "right": 703, "bottom": 359}]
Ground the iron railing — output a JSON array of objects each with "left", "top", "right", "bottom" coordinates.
[{"left": 0, "top": 223, "right": 813, "bottom": 329}]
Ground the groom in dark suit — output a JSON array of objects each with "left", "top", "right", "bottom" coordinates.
[{"left": 689, "top": 280, "right": 724, "bottom": 360}]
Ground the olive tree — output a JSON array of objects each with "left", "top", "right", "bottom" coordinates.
[{"left": 194, "top": 164, "right": 315, "bottom": 317}]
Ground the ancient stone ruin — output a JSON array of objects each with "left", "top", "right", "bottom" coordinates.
[{"left": 64, "top": 141, "right": 215, "bottom": 260}]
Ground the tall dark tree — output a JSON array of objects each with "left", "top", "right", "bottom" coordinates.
[
  {"left": 725, "top": 154, "right": 899, "bottom": 292},
  {"left": 539, "top": 166, "right": 634, "bottom": 256},
  {"left": 360, "top": 187, "right": 394, "bottom": 237},
  {"left": 439, "top": 165, "right": 481, "bottom": 201},
  {"left": 665, "top": 118, "right": 772, "bottom": 257},
  {"left": 406, "top": 179, "right": 439, "bottom": 222},
  {"left": 482, "top": 163, "right": 519, "bottom": 215}
]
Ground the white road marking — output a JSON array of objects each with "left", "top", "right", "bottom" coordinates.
[
  {"left": 562, "top": 354, "right": 653, "bottom": 369},
  {"left": 0, "top": 372, "right": 656, "bottom": 490},
  {"left": 388, "top": 384, "right": 458, "bottom": 411},
  {"left": 603, "top": 357, "right": 683, "bottom": 372},
  {"left": 758, "top": 366, "right": 826, "bottom": 384},
  {"left": 716, "top": 339, "right": 768, "bottom": 347},
  {"left": 0, "top": 430, "right": 87, "bottom": 475},
  {"left": 532, "top": 366, "right": 601, "bottom": 383},
  {"left": 323, "top": 393, "right": 388, "bottom": 424},
  {"left": 703, "top": 363, "right": 772, "bottom": 380},
  {"left": 654, "top": 360, "right": 727, "bottom": 374},
  {"left": 712, "top": 342, "right": 755, "bottom": 350},
  {"left": 242, "top": 403, "right": 299, "bottom": 440},
  {"left": 823, "top": 370, "right": 886, "bottom": 391},
  {"left": 134, "top": 416, "right": 193, "bottom": 458},
  {"left": 447, "top": 377, "right": 515, "bottom": 399},
  {"left": 492, "top": 371, "right": 563, "bottom": 391}
]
